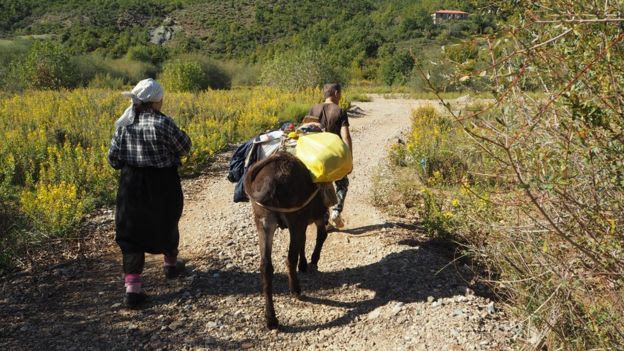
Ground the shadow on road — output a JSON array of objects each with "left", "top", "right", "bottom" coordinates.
[
  {"left": 0, "top": 230, "right": 484, "bottom": 346},
  {"left": 189, "top": 234, "right": 478, "bottom": 333},
  {"left": 337, "top": 222, "right": 422, "bottom": 235}
]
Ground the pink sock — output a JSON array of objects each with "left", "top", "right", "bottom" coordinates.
[
  {"left": 124, "top": 274, "right": 142, "bottom": 294},
  {"left": 164, "top": 255, "right": 177, "bottom": 267}
]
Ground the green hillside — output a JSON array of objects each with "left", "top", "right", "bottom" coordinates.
[{"left": 0, "top": 0, "right": 496, "bottom": 87}]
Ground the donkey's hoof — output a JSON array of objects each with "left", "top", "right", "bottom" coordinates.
[
  {"left": 266, "top": 317, "right": 279, "bottom": 330},
  {"left": 289, "top": 285, "right": 302, "bottom": 296},
  {"left": 308, "top": 263, "right": 319, "bottom": 273}
]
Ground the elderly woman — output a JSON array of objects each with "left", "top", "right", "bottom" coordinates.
[{"left": 108, "top": 78, "right": 192, "bottom": 308}]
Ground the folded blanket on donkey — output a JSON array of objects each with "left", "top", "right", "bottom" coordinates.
[{"left": 228, "top": 131, "right": 351, "bottom": 203}]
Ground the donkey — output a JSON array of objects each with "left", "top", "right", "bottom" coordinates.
[{"left": 244, "top": 151, "right": 329, "bottom": 329}]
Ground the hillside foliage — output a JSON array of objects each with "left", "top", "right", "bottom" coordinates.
[{"left": 0, "top": 0, "right": 496, "bottom": 89}]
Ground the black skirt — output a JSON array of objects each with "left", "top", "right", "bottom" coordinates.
[{"left": 115, "top": 166, "right": 183, "bottom": 255}]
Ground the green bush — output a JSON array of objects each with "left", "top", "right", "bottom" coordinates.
[
  {"left": 392, "top": 106, "right": 473, "bottom": 184},
  {"left": 72, "top": 55, "right": 112, "bottom": 87},
  {"left": 0, "top": 39, "right": 30, "bottom": 65},
  {"left": 167, "top": 31, "right": 202, "bottom": 54},
  {"left": 126, "top": 44, "right": 168, "bottom": 64},
  {"left": 261, "top": 49, "right": 346, "bottom": 90},
  {"left": 13, "top": 40, "right": 78, "bottom": 90},
  {"left": 222, "top": 61, "right": 261, "bottom": 87},
  {"left": 72, "top": 55, "right": 157, "bottom": 87},
  {"left": 19, "top": 181, "right": 86, "bottom": 237},
  {"left": 445, "top": 42, "right": 479, "bottom": 64},
  {"left": 198, "top": 59, "right": 231, "bottom": 90},
  {"left": 160, "top": 56, "right": 231, "bottom": 92},
  {"left": 109, "top": 58, "right": 158, "bottom": 84},
  {"left": 346, "top": 92, "right": 371, "bottom": 102},
  {"left": 378, "top": 50, "right": 414, "bottom": 86},
  {"left": 160, "top": 59, "right": 203, "bottom": 92},
  {"left": 277, "top": 102, "right": 310, "bottom": 124},
  {"left": 88, "top": 73, "right": 126, "bottom": 90},
  {"left": 0, "top": 39, "right": 31, "bottom": 90}
]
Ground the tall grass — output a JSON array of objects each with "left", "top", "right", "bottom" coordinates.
[{"left": 0, "top": 87, "right": 320, "bottom": 272}]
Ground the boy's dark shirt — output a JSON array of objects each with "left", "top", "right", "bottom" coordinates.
[{"left": 307, "top": 103, "right": 349, "bottom": 136}]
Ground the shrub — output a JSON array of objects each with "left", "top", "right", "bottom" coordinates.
[
  {"left": 73, "top": 55, "right": 158, "bottom": 86},
  {"left": 72, "top": 55, "right": 105, "bottom": 87},
  {"left": 277, "top": 102, "right": 310, "bottom": 124},
  {"left": 88, "top": 73, "right": 126, "bottom": 90},
  {"left": 222, "top": 61, "right": 262, "bottom": 87},
  {"left": 347, "top": 93, "right": 371, "bottom": 102},
  {"left": 125, "top": 44, "right": 169, "bottom": 64},
  {"left": 445, "top": 42, "right": 479, "bottom": 64},
  {"left": 109, "top": 58, "right": 158, "bottom": 84},
  {"left": 13, "top": 40, "right": 78, "bottom": 90},
  {"left": 160, "top": 59, "right": 203, "bottom": 92},
  {"left": 462, "top": 3, "right": 624, "bottom": 346},
  {"left": 408, "top": 61, "right": 457, "bottom": 92},
  {"left": 160, "top": 56, "right": 231, "bottom": 92},
  {"left": 199, "top": 59, "right": 231, "bottom": 90},
  {"left": 378, "top": 50, "right": 414, "bottom": 86},
  {"left": 392, "top": 106, "right": 473, "bottom": 184},
  {"left": 385, "top": 103, "right": 504, "bottom": 248},
  {"left": 20, "top": 181, "right": 86, "bottom": 236},
  {"left": 167, "top": 31, "right": 202, "bottom": 54},
  {"left": 261, "top": 49, "right": 345, "bottom": 90},
  {"left": 0, "top": 39, "right": 31, "bottom": 90}
]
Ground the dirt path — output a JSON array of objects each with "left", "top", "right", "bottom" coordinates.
[{"left": 0, "top": 97, "right": 520, "bottom": 350}]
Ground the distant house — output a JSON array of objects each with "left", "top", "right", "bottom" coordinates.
[{"left": 432, "top": 10, "right": 469, "bottom": 25}]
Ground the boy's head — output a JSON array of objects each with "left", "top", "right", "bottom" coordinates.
[{"left": 323, "top": 83, "right": 342, "bottom": 102}]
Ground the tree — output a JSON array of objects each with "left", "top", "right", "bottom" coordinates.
[
  {"left": 378, "top": 50, "right": 413, "bottom": 86},
  {"left": 13, "top": 40, "right": 77, "bottom": 90}
]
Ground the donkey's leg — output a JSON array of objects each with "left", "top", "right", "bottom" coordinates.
[
  {"left": 310, "top": 219, "right": 329, "bottom": 271},
  {"left": 256, "top": 214, "right": 279, "bottom": 330},
  {"left": 298, "top": 227, "right": 308, "bottom": 273},
  {"left": 286, "top": 220, "right": 306, "bottom": 296}
]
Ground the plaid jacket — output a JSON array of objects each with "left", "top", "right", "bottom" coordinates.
[{"left": 107, "top": 109, "right": 192, "bottom": 169}]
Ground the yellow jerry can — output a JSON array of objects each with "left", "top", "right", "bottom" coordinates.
[{"left": 295, "top": 132, "right": 352, "bottom": 183}]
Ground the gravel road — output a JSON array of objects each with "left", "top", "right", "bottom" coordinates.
[{"left": 0, "top": 96, "right": 520, "bottom": 350}]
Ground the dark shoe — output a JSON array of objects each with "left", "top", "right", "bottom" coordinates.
[
  {"left": 124, "top": 292, "right": 147, "bottom": 309},
  {"left": 164, "top": 261, "right": 186, "bottom": 279}
]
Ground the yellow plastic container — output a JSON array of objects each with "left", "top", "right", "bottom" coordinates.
[{"left": 295, "top": 132, "right": 352, "bottom": 183}]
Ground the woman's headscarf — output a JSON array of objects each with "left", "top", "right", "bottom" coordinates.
[{"left": 115, "top": 78, "right": 165, "bottom": 129}]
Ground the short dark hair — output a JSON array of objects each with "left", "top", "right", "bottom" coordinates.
[
  {"left": 133, "top": 100, "right": 160, "bottom": 114},
  {"left": 323, "top": 83, "right": 342, "bottom": 98}
]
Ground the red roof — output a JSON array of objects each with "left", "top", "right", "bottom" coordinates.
[{"left": 435, "top": 10, "right": 469, "bottom": 15}]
